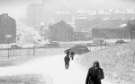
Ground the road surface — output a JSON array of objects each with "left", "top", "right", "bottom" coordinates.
[{"left": 0, "top": 54, "right": 114, "bottom": 84}]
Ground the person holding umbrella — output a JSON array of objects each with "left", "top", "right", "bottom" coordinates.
[{"left": 64, "top": 49, "right": 71, "bottom": 69}]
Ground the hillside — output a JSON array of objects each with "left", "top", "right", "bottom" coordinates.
[{"left": 77, "top": 41, "right": 135, "bottom": 84}]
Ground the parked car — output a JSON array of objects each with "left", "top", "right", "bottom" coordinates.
[
  {"left": 43, "top": 41, "right": 60, "bottom": 48},
  {"left": 115, "top": 39, "right": 127, "bottom": 44},
  {"left": 11, "top": 44, "right": 22, "bottom": 49},
  {"left": 86, "top": 43, "right": 97, "bottom": 47}
]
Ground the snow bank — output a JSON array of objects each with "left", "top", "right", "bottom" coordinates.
[
  {"left": 0, "top": 74, "right": 52, "bottom": 84},
  {"left": 78, "top": 41, "right": 135, "bottom": 84}
]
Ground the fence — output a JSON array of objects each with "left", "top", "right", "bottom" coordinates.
[{"left": 0, "top": 48, "right": 66, "bottom": 59}]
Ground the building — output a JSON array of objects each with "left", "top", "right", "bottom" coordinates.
[
  {"left": 127, "top": 20, "right": 135, "bottom": 39},
  {"left": 48, "top": 20, "right": 74, "bottom": 41},
  {"left": 0, "top": 13, "right": 16, "bottom": 43},
  {"left": 73, "top": 31, "right": 90, "bottom": 41},
  {"left": 92, "top": 28, "right": 130, "bottom": 39},
  {"left": 74, "top": 18, "right": 92, "bottom": 31}
]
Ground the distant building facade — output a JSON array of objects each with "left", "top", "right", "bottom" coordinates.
[
  {"left": 75, "top": 18, "right": 92, "bottom": 31},
  {"left": 127, "top": 20, "right": 135, "bottom": 39},
  {"left": 48, "top": 21, "right": 74, "bottom": 41},
  {"left": 92, "top": 28, "right": 130, "bottom": 39},
  {"left": 73, "top": 31, "right": 91, "bottom": 41},
  {"left": 0, "top": 13, "right": 16, "bottom": 43}
]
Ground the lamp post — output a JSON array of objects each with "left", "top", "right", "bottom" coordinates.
[
  {"left": 5, "top": 34, "right": 12, "bottom": 58},
  {"left": 33, "top": 45, "right": 35, "bottom": 56},
  {"left": 33, "top": 41, "right": 36, "bottom": 56}
]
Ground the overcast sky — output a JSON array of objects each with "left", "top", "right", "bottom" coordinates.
[
  {"left": 0, "top": 0, "right": 135, "bottom": 19},
  {"left": 0, "top": 0, "right": 134, "bottom": 6}
]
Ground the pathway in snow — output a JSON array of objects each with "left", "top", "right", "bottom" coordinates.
[{"left": 0, "top": 54, "right": 114, "bottom": 84}]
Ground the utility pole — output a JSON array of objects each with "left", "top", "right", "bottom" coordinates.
[
  {"left": 8, "top": 42, "right": 10, "bottom": 58},
  {"left": 5, "top": 34, "right": 12, "bottom": 58},
  {"left": 33, "top": 46, "right": 35, "bottom": 56},
  {"left": 33, "top": 41, "right": 36, "bottom": 56},
  {"left": 133, "top": 52, "right": 135, "bottom": 64}
]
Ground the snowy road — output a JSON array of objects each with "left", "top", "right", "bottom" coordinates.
[{"left": 0, "top": 54, "right": 114, "bottom": 84}]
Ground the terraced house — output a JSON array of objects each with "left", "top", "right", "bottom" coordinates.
[{"left": 0, "top": 13, "right": 16, "bottom": 43}]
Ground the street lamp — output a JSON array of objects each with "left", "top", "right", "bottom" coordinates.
[
  {"left": 33, "top": 40, "right": 37, "bottom": 56},
  {"left": 5, "top": 34, "right": 12, "bottom": 58},
  {"left": 33, "top": 43, "right": 35, "bottom": 56}
]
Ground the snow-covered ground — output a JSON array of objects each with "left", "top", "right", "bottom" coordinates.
[{"left": 0, "top": 54, "right": 114, "bottom": 84}]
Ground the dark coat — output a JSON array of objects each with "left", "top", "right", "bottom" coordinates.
[
  {"left": 85, "top": 67, "right": 104, "bottom": 84},
  {"left": 64, "top": 56, "right": 70, "bottom": 65},
  {"left": 70, "top": 52, "right": 75, "bottom": 60}
]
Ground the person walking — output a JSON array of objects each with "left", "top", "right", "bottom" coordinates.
[
  {"left": 64, "top": 55, "right": 70, "bottom": 69},
  {"left": 70, "top": 51, "right": 75, "bottom": 60},
  {"left": 85, "top": 61, "right": 104, "bottom": 84},
  {"left": 64, "top": 49, "right": 71, "bottom": 69}
]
